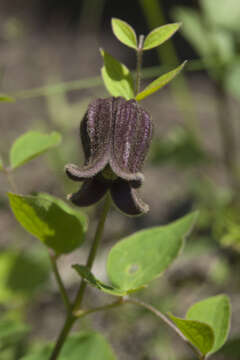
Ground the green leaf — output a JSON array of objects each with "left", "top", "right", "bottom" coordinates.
[
  {"left": 10, "top": 131, "right": 62, "bottom": 169},
  {"left": 0, "top": 94, "right": 15, "bottom": 102},
  {"left": 0, "top": 317, "right": 30, "bottom": 349},
  {"left": 169, "top": 314, "right": 214, "bottom": 355},
  {"left": 225, "top": 59, "right": 240, "bottom": 99},
  {"left": 20, "top": 332, "right": 116, "bottom": 360},
  {"left": 100, "top": 49, "right": 135, "bottom": 99},
  {"left": 0, "top": 250, "right": 50, "bottom": 303},
  {"left": 202, "top": 0, "right": 240, "bottom": 32},
  {"left": 143, "top": 23, "right": 181, "bottom": 50},
  {"left": 173, "top": 8, "right": 212, "bottom": 58},
  {"left": 111, "top": 18, "right": 137, "bottom": 49},
  {"left": 186, "top": 295, "right": 231, "bottom": 354},
  {"left": 136, "top": 62, "right": 186, "bottom": 101},
  {"left": 107, "top": 212, "right": 197, "bottom": 292},
  {"left": 73, "top": 265, "right": 127, "bottom": 296},
  {"left": 8, "top": 193, "right": 87, "bottom": 255}
]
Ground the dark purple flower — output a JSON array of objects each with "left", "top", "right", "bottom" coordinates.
[{"left": 65, "top": 97, "right": 153, "bottom": 216}]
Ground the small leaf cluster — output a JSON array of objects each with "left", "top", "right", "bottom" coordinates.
[{"left": 101, "top": 18, "right": 186, "bottom": 99}]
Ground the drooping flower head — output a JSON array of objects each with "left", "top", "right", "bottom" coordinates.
[{"left": 65, "top": 97, "right": 153, "bottom": 216}]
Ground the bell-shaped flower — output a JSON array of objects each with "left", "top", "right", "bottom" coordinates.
[{"left": 65, "top": 97, "right": 153, "bottom": 216}]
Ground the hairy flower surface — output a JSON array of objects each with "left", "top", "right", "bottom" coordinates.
[{"left": 65, "top": 97, "right": 153, "bottom": 216}]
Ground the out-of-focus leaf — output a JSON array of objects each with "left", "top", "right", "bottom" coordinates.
[
  {"left": 10, "top": 131, "right": 62, "bottom": 169},
  {"left": 173, "top": 8, "right": 212, "bottom": 58},
  {"left": 187, "top": 295, "right": 231, "bottom": 354},
  {"left": 210, "top": 30, "right": 234, "bottom": 64},
  {"left": 0, "top": 156, "right": 3, "bottom": 171},
  {"left": 0, "top": 94, "right": 15, "bottom": 102},
  {"left": 100, "top": 49, "right": 135, "bottom": 99},
  {"left": 8, "top": 193, "right": 87, "bottom": 255},
  {"left": 20, "top": 332, "right": 116, "bottom": 360},
  {"left": 202, "top": 0, "right": 240, "bottom": 32},
  {"left": 225, "top": 59, "right": 240, "bottom": 99},
  {"left": 150, "top": 127, "right": 209, "bottom": 167},
  {"left": 73, "top": 265, "right": 127, "bottom": 296},
  {"left": 111, "top": 18, "right": 137, "bottom": 49},
  {"left": 143, "top": 23, "right": 181, "bottom": 50},
  {"left": 0, "top": 317, "right": 30, "bottom": 350},
  {"left": 169, "top": 314, "right": 214, "bottom": 355},
  {"left": 136, "top": 62, "right": 186, "bottom": 101},
  {"left": 0, "top": 250, "right": 49, "bottom": 303},
  {"left": 221, "top": 337, "right": 240, "bottom": 359},
  {"left": 107, "top": 212, "right": 197, "bottom": 292}
]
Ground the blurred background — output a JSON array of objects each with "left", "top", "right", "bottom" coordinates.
[{"left": 0, "top": 0, "right": 240, "bottom": 359}]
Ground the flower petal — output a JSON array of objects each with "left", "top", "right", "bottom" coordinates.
[
  {"left": 67, "top": 177, "right": 109, "bottom": 207},
  {"left": 111, "top": 99, "right": 153, "bottom": 176},
  {"left": 65, "top": 159, "right": 108, "bottom": 181},
  {"left": 111, "top": 180, "right": 149, "bottom": 216}
]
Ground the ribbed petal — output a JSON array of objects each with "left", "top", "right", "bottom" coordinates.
[
  {"left": 65, "top": 158, "right": 108, "bottom": 181},
  {"left": 110, "top": 99, "right": 152, "bottom": 184},
  {"left": 110, "top": 180, "right": 149, "bottom": 216},
  {"left": 67, "top": 178, "right": 109, "bottom": 207}
]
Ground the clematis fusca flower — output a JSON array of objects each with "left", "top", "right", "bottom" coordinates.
[{"left": 65, "top": 96, "right": 153, "bottom": 216}]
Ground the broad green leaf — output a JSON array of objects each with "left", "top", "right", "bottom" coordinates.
[
  {"left": 136, "top": 62, "right": 186, "bottom": 101},
  {"left": 100, "top": 49, "right": 135, "bottom": 99},
  {"left": 143, "top": 23, "right": 181, "bottom": 50},
  {"left": 20, "top": 332, "right": 116, "bottom": 360},
  {"left": 169, "top": 314, "right": 214, "bottom": 355},
  {"left": 0, "top": 94, "right": 15, "bottom": 102},
  {"left": 107, "top": 212, "right": 197, "bottom": 292},
  {"left": 10, "top": 131, "right": 62, "bottom": 169},
  {"left": 0, "top": 250, "right": 49, "bottom": 303},
  {"left": 173, "top": 8, "right": 212, "bottom": 58},
  {"left": 8, "top": 193, "right": 87, "bottom": 255},
  {"left": 73, "top": 265, "right": 127, "bottom": 296},
  {"left": 111, "top": 18, "right": 137, "bottom": 49},
  {"left": 202, "top": 0, "right": 240, "bottom": 32},
  {"left": 187, "top": 295, "right": 231, "bottom": 354}
]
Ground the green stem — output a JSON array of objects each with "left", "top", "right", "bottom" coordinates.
[
  {"left": 135, "top": 35, "right": 145, "bottom": 95},
  {"left": 49, "top": 194, "right": 112, "bottom": 360},
  {"left": 74, "top": 298, "right": 124, "bottom": 318},
  {"left": 127, "top": 297, "right": 201, "bottom": 359},
  {"left": 49, "top": 251, "right": 71, "bottom": 310},
  {"left": 139, "top": 0, "right": 198, "bottom": 132}
]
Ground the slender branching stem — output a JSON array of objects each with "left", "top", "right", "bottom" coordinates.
[
  {"left": 2, "top": 166, "right": 18, "bottom": 193},
  {"left": 49, "top": 251, "right": 71, "bottom": 310},
  {"left": 74, "top": 298, "right": 124, "bottom": 318},
  {"left": 126, "top": 297, "right": 201, "bottom": 359},
  {"left": 135, "top": 35, "right": 145, "bottom": 96},
  {"left": 49, "top": 194, "right": 112, "bottom": 360}
]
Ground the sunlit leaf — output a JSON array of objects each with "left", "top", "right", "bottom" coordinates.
[
  {"left": 143, "top": 23, "right": 181, "bottom": 50},
  {"left": 20, "top": 332, "right": 116, "bottom": 360},
  {"left": 169, "top": 314, "right": 214, "bottom": 355},
  {"left": 10, "top": 131, "right": 62, "bottom": 169},
  {"left": 111, "top": 18, "right": 137, "bottom": 49},
  {"left": 107, "top": 212, "right": 197, "bottom": 292},
  {"left": 8, "top": 193, "right": 87, "bottom": 255},
  {"left": 100, "top": 49, "right": 135, "bottom": 99},
  {"left": 73, "top": 265, "right": 127, "bottom": 296},
  {"left": 136, "top": 62, "right": 186, "bottom": 101},
  {"left": 187, "top": 295, "right": 231, "bottom": 354}
]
